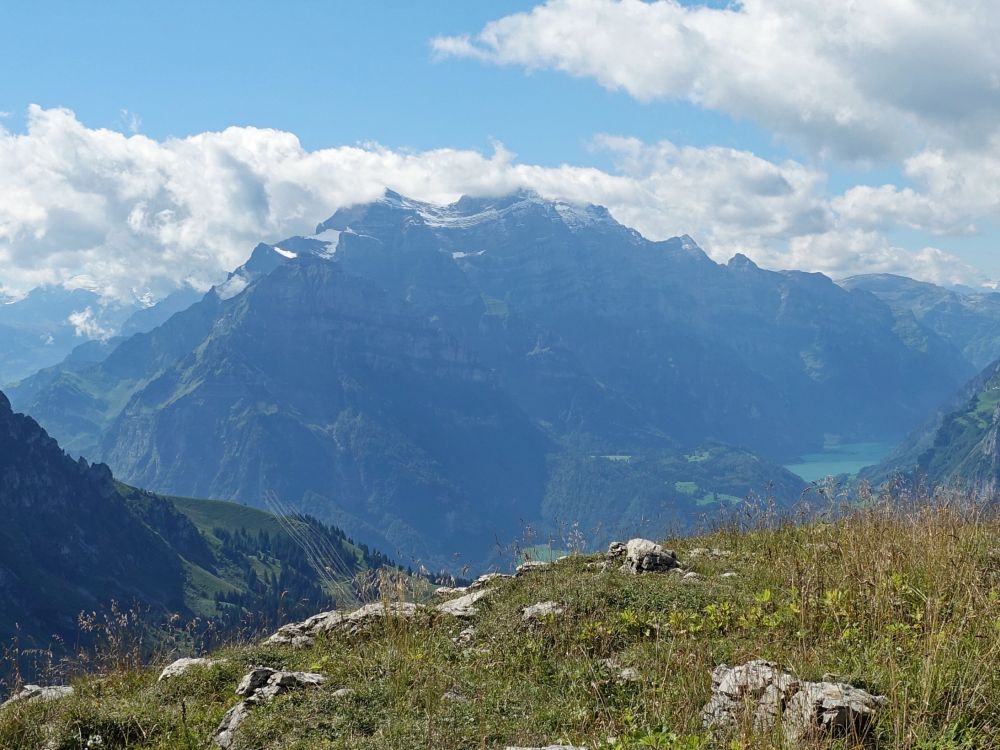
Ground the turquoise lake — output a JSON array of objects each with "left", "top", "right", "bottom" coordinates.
[{"left": 784, "top": 441, "right": 895, "bottom": 482}]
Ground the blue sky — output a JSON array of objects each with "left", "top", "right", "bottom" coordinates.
[
  {"left": 1, "top": 0, "right": 998, "bottom": 296},
  {"left": 1, "top": 1, "right": 784, "bottom": 164}
]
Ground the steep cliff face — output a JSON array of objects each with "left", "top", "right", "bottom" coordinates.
[
  {"left": 322, "top": 191, "right": 966, "bottom": 455},
  {"left": 0, "top": 389, "right": 404, "bottom": 654},
  {"left": 976, "top": 405, "right": 1000, "bottom": 493},
  {"left": 864, "top": 360, "right": 1000, "bottom": 491},
  {"left": 922, "top": 389, "right": 1000, "bottom": 492},
  {"left": 0, "top": 390, "right": 186, "bottom": 643},
  {"left": 98, "top": 259, "right": 550, "bottom": 569}
]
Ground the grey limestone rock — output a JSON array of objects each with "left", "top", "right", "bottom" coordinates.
[
  {"left": 157, "top": 657, "right": 219, "bottom": 682},
  {"left": 619, "top": 538, "right": 680, "bottom": 574},
  {"left": 701, "top": 660, "right": 886, "bottom": 744},
  {"left": 213, "top": 702, "right": 252, "bottom": 750},
  {"left": 265, "top": 601, "right": 424, "bottom": 647},
  {"left": 214, "top": 668, "right": 326, "bottom": 748},
  {"left": 783, "top": 679, "right": 888, "bottom": 743},
  {"left": 1, "top": 684, "right": 74, "bottom": 709},
  {"left": 436, "top": 588, "right": 491, "bottom": 618}
]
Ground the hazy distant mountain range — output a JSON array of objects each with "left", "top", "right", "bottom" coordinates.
[
  {"left": 0, "top": 285, "right": 203, "bottom": 385},
  {"left": 840, "top": 273, "right": 1000, "bottom": 371},
  {"left": 9, "top": 190, "right": 1000, "bottom": 568},
  {"left": 837, "top": 274, "right": 1000, "bottom": 492}
]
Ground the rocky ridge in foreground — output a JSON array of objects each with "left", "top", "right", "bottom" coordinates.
[{"left": 1, "top": 498, "right": 986, "bottom": 750}]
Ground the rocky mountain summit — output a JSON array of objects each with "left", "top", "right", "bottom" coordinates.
[{"left": 9, "top": 190, "right": 973, "bottom": 570}]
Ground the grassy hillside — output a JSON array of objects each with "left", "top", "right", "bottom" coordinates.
[
  {"left": 2, "top": 491, "right": 998, "bottom": 749},
  {"left": 0, "top": 381, "right": 405, "bottom": 674},
  {"left": 117, "top": 486, "right": 400, "bottom": 630},
  {"left": 171, "top": 497, "right": 311, "bottom": 539},
  {"left": 864, "top": 360, "right": 1000, "bottom": 490}
]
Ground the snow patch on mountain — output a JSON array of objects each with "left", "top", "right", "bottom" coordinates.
[
  {"left": 366, "top": 189, "right": 620, "bottom": 234},
  {"left": 552, "top": 200, "right": 614, "bottom": 231},
  {"left": 313, "top": 229, "right": 342, "bottom": 258}
]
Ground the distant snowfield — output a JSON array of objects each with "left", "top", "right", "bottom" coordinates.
[{"left": 380, "top": 190, "right": 611, "bottom": 232}]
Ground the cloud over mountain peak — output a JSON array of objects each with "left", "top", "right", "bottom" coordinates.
[{"left": 0, "top": 105, "right": 982, "bottom": 301}]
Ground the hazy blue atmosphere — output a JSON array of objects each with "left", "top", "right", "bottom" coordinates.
[{"left": 5, "top": 5, "right": 1000, "bottom": 747}]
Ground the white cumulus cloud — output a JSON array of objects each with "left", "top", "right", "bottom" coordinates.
[
  {"left": 0, "top": 105, "right": 982, "bottom": 300},
  {"left": 433, "top": 0, "right": 1000, "bottom": 161},
  {"left": 67, "top": 307, "right": 115, "bottom": 340},
  {"left": 784, "top": 229, "right": 979, "bottom": 286}
]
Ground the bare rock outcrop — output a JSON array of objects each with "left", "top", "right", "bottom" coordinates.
[
  {"left": 608, "top": 538, "right": 680, "bottom": 574},
  {"left": 784, "top": 680, "right": 889, "bottom": 743},
  {"left": 214, "top": 668, "right": 326, "bottom": 748},
  {"left": 1, "top": 684, "right": 74, "bottom": 709},
  {"left": 434, "top": 571, "right": 512, "bottom": 600},
  {"left": 158, "top": 657, "right": 220, "bottom": 682},
  {"left": 265, "top": 601, "right": 424, "bottom": 648},
  {"left": 701, "top": 660, "right": 886, "bottom": 744},
  {"left": 436, "top": 588, "right": 491, "bottom": 618}
]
